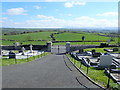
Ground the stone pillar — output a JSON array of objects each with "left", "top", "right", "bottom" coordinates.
[
  {"left": 66, "top": 42, "right": 70, "bottom": 53},
  {"left": 47, "top": 41, "right": 52, "bottom": 52},
  {"left": 79, "top": 49, "right": 84, "bottom": 53}
]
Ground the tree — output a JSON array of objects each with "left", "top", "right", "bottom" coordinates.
[{"left": 82, "top": 36, "right": 85, "bottom": 41}]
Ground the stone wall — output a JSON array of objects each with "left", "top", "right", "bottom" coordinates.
[
  {"left": 70, "top": 45, "right": 99, "bottom": 52},
  {"left": 1, "top": 45, "right": 47, "bottom": 50}
]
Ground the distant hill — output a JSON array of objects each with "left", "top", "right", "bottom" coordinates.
[{"left": 1, "top": 27, "right": 118, "bottom": 35}]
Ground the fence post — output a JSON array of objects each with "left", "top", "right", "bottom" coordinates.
[
  {"left": 107, "top": 69, "right": 111, "bottom": 88},
  {"left": 27, "top": 54, "right": 29, "bottom": 62},
  {"left": 86, "top": 66, "right": 89, "bottom": 74},
  {"left": 80, "top": 61, "right": 82, "bottom": 69},
  {"left": 37, "top": 51, "right": 39, "bottom": 58},
  {"left": 38, "top": 53, "right": 40, "bottom": 58},
  {"left": 34, "top": 55, "right": 35, "bottom": 59},
  {"left": 74, "top": 59, "right": 75, "bottom": 65},
  {"left": 44, "top": 51, "right": 45, "bottom": 56},
  {"left": 15, "top": 58, "right": 17, "bottom": 64},
  {"left": 41, "top": 52, "right": 42, "bottom": 57},
  {"left": 58, "top": 45, "right": 59, "bottom": 53}
]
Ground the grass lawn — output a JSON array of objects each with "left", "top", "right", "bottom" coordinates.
[
  {"left": 67, "top": 54, "right": 120, "bottom": 89},
  {"left": 1, "top": 40, "right": 47, "bottom": 45},
  {"left": 2, "top": 31, "right": 56, "bottom": 41},
  {"left": 54, "top": 32, "right": 118, "bottom": 42},
  {"left": 84, "top": 47, "right": 120, "bottom": 53},
  {"left": 1, "top": 52, "right": 49, "bottom": 66}
]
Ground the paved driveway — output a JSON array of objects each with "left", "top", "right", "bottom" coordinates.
[{"left": 2, "top": 46, "right": 103, "bottom": 89}]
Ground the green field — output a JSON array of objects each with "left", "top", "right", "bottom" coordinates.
[
  {"left": 1, "top": 31, "right": 118, "bottom": 45},
  {"left": 54, "top": 32, "right": 117, "bottom": 41},
  {"left": 1, "top": 31, "right": 56, "bottom": 45},
  {"left": 2, "top": 31, "right": 56, "bottom": 41}
]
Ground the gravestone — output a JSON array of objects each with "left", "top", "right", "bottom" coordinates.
[
  {"left": 92, "top": 49, "right": 101, "bottom": 57},
  {"left": 79, "top": 49, "right": 84, "bottom": 53},
  {"left": 47, "top": 41, "right": 52, "bottom": 52},
  {"left": 9, "top": 51, "right": 16, "bottom": 59},
  {"left": 113, "top": 48, "right": 118, "bottom": 52},
  {"left": 98, "top": 55, "right": 112, "bottom": 68},
  {"left": 92, "top": 49, "right": 96, "bottom": 54},
  {"left": 14, "top": 42, "right": 19, "bottom": 50},
  {"left": 66, "top": 42, "right": 70, "bottom": 53},
  {"left": 30, "top": 45, "right": 33, "bottom": 53},
  {"left": 21, "top": 47, "right": 25, "bottom": 55}
]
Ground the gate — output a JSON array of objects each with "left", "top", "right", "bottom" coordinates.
[{"left": 51, "top": 45, "right": 66, "bottom": 54}]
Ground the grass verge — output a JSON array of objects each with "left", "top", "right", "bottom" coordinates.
[
  {"left": 1, "top": 52, "right": 49, "bottom": 66},
  {"left": 67, "top": 54, "right": 120, "bottom": 90}
]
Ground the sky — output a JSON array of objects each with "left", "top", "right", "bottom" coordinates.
[{"left": 1, "top": 1, "right": 118, "bottom": 28}]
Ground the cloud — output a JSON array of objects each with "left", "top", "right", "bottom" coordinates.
[
  {"left": 74, "top": 16, "right": 117, "bottom": 27},
  {"left": 37, "top": 15, "right": 56, "bottom": 20},
  {"left": 97, "top": 12, "right": 118, "bottom": 16},
  {"left": 2, "top": 15, "right": 117, "bottom": 28},
  {"left": 34, "top": 6, "right": 41, "bottom": 9},
  {"left": 0, "top": 17, "right": 8, "bottom": 23},
  {"left": 64, "top": 2, "right": 73, "bottom": 8},
  {"left": 5, "top": 8, "right": 27, "bottom": 15},
  {"left": 64, "top": 2, "right": 86, "bottom": 8},
  {"left": 0, "top": 17, "right": 8, "bottom": 20},
  {"left": 45, "top": 0, "right": 67, "bottom": 2}
]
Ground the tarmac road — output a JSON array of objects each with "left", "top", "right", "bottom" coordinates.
[{"left": 2, "top": 46, "right": 103, "bottom": 89}]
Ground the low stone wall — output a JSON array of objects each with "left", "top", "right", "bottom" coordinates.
[
  {"left": 52, "top": 40, "right": 107, "bottom": 43},
  {"left": 70, "top": 44, "right": 119, "bottom": 52},
  {"left": 22, "top": 45, "right": 47, "bottom": 50},
  {"left": 1, "top": 45, "right": 47, "bottom": 50},
  {"left": 70, "top": 45, "right": 99, "bottom": 52},
  {"left": 1, "top": 46, "right": 21, "bottom": 50}
]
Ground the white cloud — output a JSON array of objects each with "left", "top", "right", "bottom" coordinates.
[
  {"left": 37, "top": 15, "right": 56, "bottom": 20},
  {"left": 5, "top": 8, "right": 27, "bottom": 15},
  {"left": 64, "top": 2, "right": 86, "bottom": 8},
  {"left": 73, "top": 2, "right": 86, "bottom": 5},
  {"left": 73, "top": 16, "right": 118, "bottom": 27},
  {"left": 45, "top": 0, "right": 67, "bottom": 2},
  {"left": 0, "top": 17, "right": 8, "bottom": 23},
  {"left": 34, "top": 6, "right": 41, "bottom": 9},
  {"left": 2, "top": 15, "right": 117, "bottom": 28},
  {"left": 97, "top": 12, "right": 118, "bottom": 16},
  {"left": 64, "top": 2, "right": 73, "bottom": 8},
  {"left": 0, "top": 17, "right": 8, "bottom": 20}
]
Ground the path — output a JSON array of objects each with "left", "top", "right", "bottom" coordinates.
[{"left": 2, "top": 46, "right": 103, "bottom": 89}]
